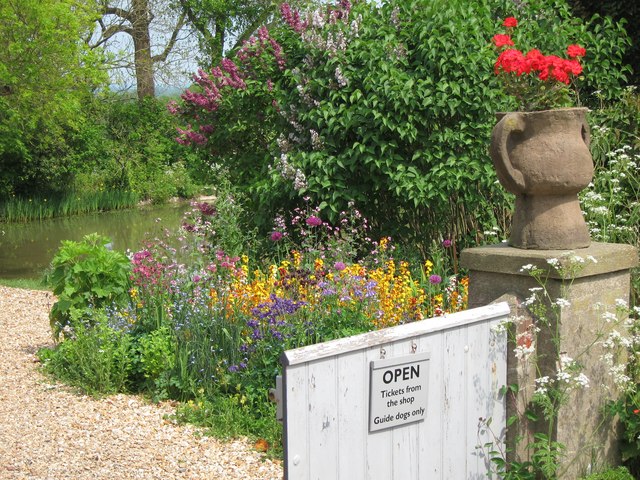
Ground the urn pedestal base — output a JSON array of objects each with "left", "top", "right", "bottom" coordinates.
[{"left": 509, "top": 193, "right": 591, "bottom": 249}]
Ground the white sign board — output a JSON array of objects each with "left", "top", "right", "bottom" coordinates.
[
  {"left": 369, "top": 352, "right": 430, "bottom": 432},
  {"left": 280, "top": 302, "right": 510, "bottom": 480}
]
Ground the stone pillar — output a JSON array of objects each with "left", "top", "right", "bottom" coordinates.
[{"left": 461, "top": 242, "right": 638, "bottom": 478}]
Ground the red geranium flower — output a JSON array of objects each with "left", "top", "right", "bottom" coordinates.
[
  {"left": 503, "top": 17, "right": 518, "bottom": 28},
  {"left": 493, "top": 34, "right": 514, "bottom": 48},
  {"left": 492, "top": 17, "right": 586, "bottom": 110},
  {"left": 567, "top": 44, "right": 586, "bottom": 58}
]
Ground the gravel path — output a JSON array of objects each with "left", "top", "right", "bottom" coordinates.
[{"left": 0, "top": 286, "right": 283, "bottom": 479}]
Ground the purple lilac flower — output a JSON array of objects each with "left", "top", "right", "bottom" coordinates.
[
  {"left": 270, "top": 231, "right": 284, "bottom": 242},
  {"left": 442, "top": 239, "right": 452, "bottom": 248},
  {"left": 429, "top": 274, "right": 442, "bottom": 284},
  {"left": 334, "top": 261, "right": 346, "bottom": 271}
]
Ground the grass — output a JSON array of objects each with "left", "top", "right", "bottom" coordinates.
[
  {"left": 0, "top": 277, "right": 49, "bottom": 290},
  {"left": 0, "top": 190, "right": 139, "bottom": 223}
]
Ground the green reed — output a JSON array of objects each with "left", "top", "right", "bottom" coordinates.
[{"left": 0, "top": 190, "right": 139, "bottom": 223}]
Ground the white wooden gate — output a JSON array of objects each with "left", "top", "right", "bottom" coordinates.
[{"left": 280, "top": 302, "right": 509, "bottom": 480}]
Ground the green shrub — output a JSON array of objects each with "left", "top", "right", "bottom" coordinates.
[
  {"left": 133, "top": 326, "right": 179, "bottom": 399},
  {"left": 46, "top": 233, "right": 131, "bottom": 340},
  {"left": 175, "top": 0, "right": 630, "bottom": 251},
  {"left": 38, "top": 311, "right": 133, "bottom": 395},
  {"left": 581, "top": 466, "right": 635, "bottom": 480}
]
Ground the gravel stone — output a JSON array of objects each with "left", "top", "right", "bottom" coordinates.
[{"left": 0, "top": 286, "right": 284, "bottom": 479}]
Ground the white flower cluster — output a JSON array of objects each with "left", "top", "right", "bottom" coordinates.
[
  {"left": 552, "top": 298, "right": 571, "bottom": 309},
  {"left": 522, "top": 287, "right": 542, "bottom": 307},
  {"left": 390, "top": 6, "right": 400, "bottom": 27},
  {"left": 491, "top": 319, "right": 509, "bottom": 335},
  {"left": 310, "top": 129, "right": 323, "bottom": 150},
  {"left": 483, "top": 226, "right": 501, "bottom": 237},
  {"left": 545, "top": 252, "right": 598, "bottom": 278},
  {"left": 296, "top": 84, "right": 320, "bottom": 107},
  {"left": 272, "top": 153, "right": 308, "bottom": 191},
  {"left": 602, "top": 329, "right": 633, "bottom": 350},
  {"left": 607, "top": 362, "right": 631, "bottom": 389},
  {"left": 301, "top": 8, "right": 349, "bottom": 56},
  {"left": 554, "top": 353, "right": 590, "bottom": 391},
  {"left": 350, "top": 13, "right": 362, "bottom": 36},
  {"left": 335, "top": 66, "right": 348, "bottom": 88},
  {"left": 535, "top": 375, "right": 551, "bottom": 395}
]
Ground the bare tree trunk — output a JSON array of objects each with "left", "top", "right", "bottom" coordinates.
[{"left": 131, "top": 0, "right": 155, "bottom": 99}]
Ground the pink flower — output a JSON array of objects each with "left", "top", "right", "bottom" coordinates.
[
  {"left": 334, "top": 261, "right": 346, "bottom": 271},
  {"left": 306, "top": 216, "right": 322, "bottom": 227},
  {"left": 429, "top": 275, "right": 442, "bottom": 284},
  {"left": 442, "top": 239, "right": 452, "bottom": 248},
  {"left": 270, "top": 231, "right": 284, "bottom": 242}
]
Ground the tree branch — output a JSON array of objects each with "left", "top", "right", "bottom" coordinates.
[
  {"left": 230, "top": 7, "right": 274, "bottom": 53},
  {"left": 151, "top": 12, "right": 187, "bottom": 63},
  {"left": 104, "top": 6, "right": 132, "bottom": 22}
]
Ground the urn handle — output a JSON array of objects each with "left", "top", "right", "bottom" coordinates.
[{"left": 490, "top": 112, "right": 526, "bottom": 193}]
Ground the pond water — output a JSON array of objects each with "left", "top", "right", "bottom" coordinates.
[{"left": 0, "top": 204, "right": 190, "bottom": 280}]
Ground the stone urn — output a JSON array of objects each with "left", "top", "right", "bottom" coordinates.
[{"left": 490, "top": 107, "right": 593, "bottom": 250}]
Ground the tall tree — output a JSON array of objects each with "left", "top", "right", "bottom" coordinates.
[
  {"left": 177, "top": 0, "right": 286, "bottom": 67},
  {"left": 92, "top": 0, "right": 187, "bottom": 99},
  {"left": 0, "top": 0, "right": 106, "bottom": 197}
]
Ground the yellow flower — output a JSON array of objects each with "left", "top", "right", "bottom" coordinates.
[
  {"left": 424, "top": 260, "right": 433, "bottom": 275},
  {"left": 292, "top": 250, "right": 302, "bottom": 268}
]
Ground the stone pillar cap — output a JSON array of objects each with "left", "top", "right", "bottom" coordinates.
[{"left": 460, "top": 242, "right": 638, "bottom": 279}]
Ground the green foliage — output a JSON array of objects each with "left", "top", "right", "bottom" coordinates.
[
  {"left": 173, "top": 393, "right": 282, "bottom": 457},
  {"left": 72, "top": 95, "right": 203, "bottom": 204},
  {"left": 191, "top": 179, "right": 258, "bottom": 257},
  {"left": 133, "top": 326, "right": 179, "bottom": 399},
  {"left": 0, "top": 0, "right": 106, "bottom": 199},
  {"left": 38, "top": 311, "right": 133, "bottom": 395},
  {"left": 0, "top": 190, "right": 139, "bottom": 223},
  {"left": 176, "top": 0, "right": 630, "bottom": 251},
  {"left": 567, "top": 0, "right": 640, "bottom": 87},
  {"left": 178, "top": 0, "right": 282, "bottom": 66},
  {"left": 0, "top": 277, "right": 47, "bottom": 290},
  {"left": 46, "top": 233, "right": 131, "bottom": 340},
  {"left": 606, "top": 300, "right": 640, "bottom": 476},
  {"left": 581, "top": 87, "right": 640, "bottom": 303},
  {"left": 581, "top": 466, "right": 635, "bottom": 480}
]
